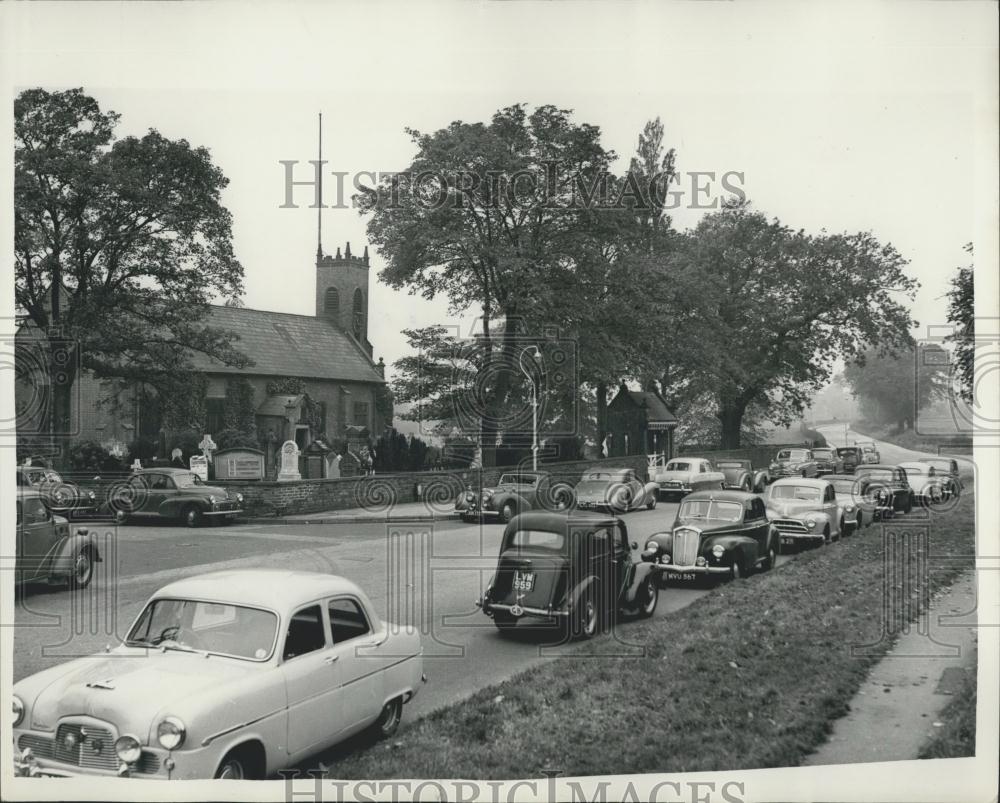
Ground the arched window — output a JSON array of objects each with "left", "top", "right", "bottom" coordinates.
[
  {"left": 352, "top": 288, "right": 364, "bottom": 337},
  {"left": 324, "top": 287, "right": 340, "bottom": 321}
]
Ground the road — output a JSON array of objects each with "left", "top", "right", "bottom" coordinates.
[{"left": 815, "top": 424, "right": 975, "bottom": 475}]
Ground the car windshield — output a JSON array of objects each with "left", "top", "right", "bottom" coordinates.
[
  {"left": 679, "top": 500, "right": 743, "bottom": 522},
  {"left": 664, "top": 462, "right": 691, "bottom": 471},
  {"left": 836, "top": 448, "right": 860, "bottom": 457},
  {"left": 126, "top": 598, "right": 278, "bottom": 661},
  {"left": 776, "top": 450, "right": 810, "bottom": 461},
  {"left": 900, "top": 466, "right": 927, "bottom": 476},
  {"left": 770, "top": 485, "right": 821, "bottom": 501},
  {"left": 173, "top": 472, "right": 204, "bottom": 488},
  {"left": 498, "top": 474, "right": 536, "bottom": 485},
  {"left": 812, "top": 449, "right": 834, "bottom": 459},
  {"left": 506, "top": 529, "right": 566, "bottom": 552},
  {"left": 583, "top": 471, "right": 627, "bottom": 481}
]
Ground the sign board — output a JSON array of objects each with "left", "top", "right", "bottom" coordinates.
[
  {"left": 214, "top": 448, "right": 265, "bottom": 481},
  {"left": 189, "top": 454, "right": 209, "bottom": 482},
  {"left": 277, "top": 440, "right": 301, "bottom": 482}
]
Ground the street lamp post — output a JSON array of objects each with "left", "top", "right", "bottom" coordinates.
[{"left": 519, "top": 346, "right": 543, "bottom": 471}]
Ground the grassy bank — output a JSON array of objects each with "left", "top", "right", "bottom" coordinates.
[
  {"left": 918, "top": 663, "right": 978, "bottom": 759},
  {"left": 331, "top": 493, "right": 976, "bottom": 778}
]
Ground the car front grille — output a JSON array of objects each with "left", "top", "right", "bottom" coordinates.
[
  {"left": 773, "top": 519, "right": 809, "bottom": 534},
  {"left": 672, "top": 528, "right": 699, "bottom": 566},
  {"left": 19, "top": 729, "right": 161, "bottom": 775}
]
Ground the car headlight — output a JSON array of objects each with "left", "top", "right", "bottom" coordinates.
[
  {"left": 711, "top": 544, "right": 725, "bottom": 558},
  {"left": 645, "top": 541, "right": 659, "bottom": 551},
  {"left": 845, "top": 504, "right": 855, "bottom": 512},
  {"left": 12, "top": 695, "right": 24, "bottom": 727},
  {"left": 465, "top": 492, "right": 475, "bottom": 502},
  {"left": 482, "top": 490, "right": 493, "bottom": 500},
  {"left": 88, "top": 491, "right": 96, "bottom": 501},
  {"left": 660, "top": 554, "right": 671, "bottom": 564},
  {"left": 114, "top": 734, "right": 142, "bottom": 764},
  {"left": 806, "top": 519, "right": 817, "bottom": 529},
  {"left": 156, "top": 716, "right": 186, "bottom": 750}
]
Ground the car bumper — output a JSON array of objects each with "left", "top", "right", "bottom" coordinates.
[
  {"left": 775, "top": 531, "right": 825, "bottom": 543},
  {"left": 651, "top": 563, "right": 730, "bottom": 575},
  {"left": 12, "top": 737, "right": 222, "bottom": 780},
  {"left": 476, "top": 598, "right": 570, "bottom": 618},
  {"left": 657, "top": 484, "right": 692, "bottom": 494},
  {"left": 458, "top": 507, "right": 498, "bottom": 518},
  {"left": 203, "top": 508, "right": 242, "bottom": 517}
]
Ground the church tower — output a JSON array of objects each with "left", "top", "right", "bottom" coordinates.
[{"left": 316, "top": 242, "right": 372, "bottom": 356}]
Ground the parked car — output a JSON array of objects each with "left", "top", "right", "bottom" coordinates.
[
  {"left": 898, "top": 462, "right": 948, "bottom": 507},
  {"left": 765, "top": 477, "right": 845, "bottom": 550},
  {"left": 17, "top": 466, "right": 98, "bottom": 519},
  {"left": 853, "top": 465, "right": 914, "bottom": 515},
  {"left": 856, "top": 441, "right": 881, "bottom": 464},
  {"left": 573, "top": 467, "right": 659, "bottom": 513},
  {"left": 768, "top": 448, "right": 819, "bottom": 479},
  {"left": 454, "top": 472, "right": 572, "bottom": 523},
  {"left": 835, "top": 446, "right": 864, "bottom": 474},
  {"left": 810, "top": 447, "right": 844, "bottom": 476},
  {"left": 715, "top": 459, "right": 769, "bottom": 493},
  {"left": 475, "top": 511, "right": 659, "bottom": 638},
  {"left": 12, "top": 569, "right": 425, "bottom": 780},
  {"left": 649, "top": 457, "right": 726, "bottom": 499},
  {"left": 825, "top": 474, "right": 882, "bottom": 531},
  {"left": 643, "top": 490, "right": 779, "bottom": 584},
  {"left": 917, "top": 457, "right": 964, "bottom": 500},
  {"left": 107, "top": 468, "right": 243, "bottom": 527},
  {"left": 15, "top": 489, "right": 103, "bottom": 589}
]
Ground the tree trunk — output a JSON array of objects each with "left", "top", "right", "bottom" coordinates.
[
  {"left": 719, "top": 402, "right": 745, "bottom": 450},
  {"left": 596, "top": 381, "right": 608, "bottom": 456}
]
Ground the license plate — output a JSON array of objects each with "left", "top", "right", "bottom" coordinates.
[
  {"left": 781, "top": 536, "right": 795, "bottom": 546},
  {"left": 512, "top": 571, "right": 535, "bottom": 591},
  {"left": 673, "top": 571, "right": 697, "bottom": 582}
]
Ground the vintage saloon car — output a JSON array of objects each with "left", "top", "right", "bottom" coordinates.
[
  {"left": 716, "top": 459, "right": 769, "bottom": 493},
  {"left": 917, "top": 457, "right": 964, "bottom": 500},
  {"left": 476, "top": 511, "right": 659, "bottom": 638},
  {"left": 857, "top": 441, "right": 881, "bottom": 464},
  {"left": 455, "top": 471, "right": 572, "bottom": 523},
  {"left": 769, "top": 448, "right": 819, "bottom": 479},
  {"left": 17, "top": 466, "right": 98, "bottom": 519},
  {"left": 16, "top": 489, "right": 103, "bottom": 589},
  {"left": 573, "top": 468, "right": 659, "bottom": 512},
  {"left": 898, "top": 462, "right": 948, "bottom": 507},
  {"left": 643, "top": 490, "right": 778, "bottom": 583},
  {"left": 826, "top": 474, "right": 882, "bottom": 531},
  {"left": 810, "top": 447, "right": 844, "bottom": 476},
  {"left": 853, "top": 464, "right": 914, "bottom": 515},
  {"left": 650, "top": 457, "right": 726, "bottom": 499},
  {"left": 108, "top": 468, "right": 243, "bottom": 527},
  {"left": 12, "top": 569, "right": 425, "bottom": 780},
  {"left": 835, "top": 446, "right": 864, "bottom": 474},
  {"left": 765, "top": 477, "right": 845, "bottom": 550}
]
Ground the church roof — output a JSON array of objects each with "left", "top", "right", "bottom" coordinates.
[
  {"left": 190, "top": 305, "right": 384, "bottom": 384},
  {"left": 612, "top": 387, "right": 678, "bottom": 423}
]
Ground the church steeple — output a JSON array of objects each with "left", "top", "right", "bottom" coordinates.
[{"left": 315, "top": 240, "right": 373, "bottom": 356}]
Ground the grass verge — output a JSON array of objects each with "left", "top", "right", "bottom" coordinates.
[
  {"left": 917, "top": 662, "right": 978, "bottom": 759},
  {"left": 332, "top": 493, "right": 976, "bottom": 778}
]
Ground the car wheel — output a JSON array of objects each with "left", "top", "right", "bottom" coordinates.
[
  {"left": 572, "top": 595, "right": 599, "bottom": 640},
  {"left": 836, "top": 518, "right": 844, "bottom": 541},
  {"left": 372, "top": 697, "right": 403, "bottom": 739},
  {"left": 183, "top": 504, "right": 202, "bottom": 528},
  {"left": 69, "top": 548, "right": 94, "bottom": 589},
  {"left": 638, "top": 575, "right": 658, "bottom": 618},
  {"left": 215, "top": 757, "right": 245, "bottom": 780},
  {"left": 742, "top": 479, "right": 752, "bottom": 492},
  {"left": 646, "top": 496, "right": 657, "bottom": 510},
  {"left": 730, "top": 558, "right": 744, "bottom": 581},
  {"left": 214, "top": 746, "right": 262, "bottom": 780},
  {"left": 493, "top": 611, "right": 517, "bottom": 631},
  {"left": 501, "top": 502, "right": 516, "bottom": 523},
  {"left": 823, "top": 525, "right": 831, "bottom": 545},
  {"left": 762, "top": 543, "right": 777, "bottom": 571},
  {"left": 903, "top": 494, "right": 913, "bottom": 515}
]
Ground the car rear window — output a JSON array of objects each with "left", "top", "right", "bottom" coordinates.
[
  {"left": 813, "top": 449, "right": 833, "bottom": 458},
  {"left": 777, "top": 450, "right": 810, "bottom": 460},
  {"left": 506, "top": 529, "right": 566, "bottom": 552},
  {"left": 665, "top": 462, "right": 691, "bottom": 471},
  {"left": 679, "top": 500, "right": 742, "bottom": 521}
]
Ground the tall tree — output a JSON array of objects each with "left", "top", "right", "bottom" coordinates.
[
  {"left": 945, "top": 244, "right": 975, "bottom": 404},
  {"left": 14, "top": 88, "right": 247, "bottom": 440},
  {"left": 844, "top": 344, "right": 948, "bottom": 431},
  {"left": 663, "top": 202, "right": 918, "bottom": 447}
]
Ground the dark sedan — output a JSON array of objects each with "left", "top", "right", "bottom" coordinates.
[
  {"left": 107, "top": 468, "right": 243, "bottom": 526},
  {"left": 16, "top": 466, "right": 99, "bottom": 519}
]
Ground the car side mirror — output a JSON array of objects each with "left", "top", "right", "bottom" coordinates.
[
  {"left": 640, "top": 548, "right": 658, "bottom": 563},
  {"left": 630, "top": 541, "right": 638, "bottom": 550}
]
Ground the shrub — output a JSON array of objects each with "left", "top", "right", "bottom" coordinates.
[
  {"left": 215, "top": 428, "right": 261, "bottom": 451},
  {"left": 68, "top": 440, "right": 126, "bottom": 473}
]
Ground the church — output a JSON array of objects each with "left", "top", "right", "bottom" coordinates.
[{"left": 68, "top": 242, "right": 388, "bottom": 475}]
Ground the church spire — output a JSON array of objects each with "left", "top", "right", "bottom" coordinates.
[{"left": 316, "top": 112, "right": 323, "bottom": 262}]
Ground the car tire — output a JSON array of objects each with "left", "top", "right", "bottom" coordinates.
[
  {"left": 646, "top": 497, "right": 657, "bottom": 511},
  {"left": 572, "top": 594, "right": 599, "bottom": 640},
  {"left": 637, "top": 575, "right": 658, "bottom": 618},
  {"left": 730, "top": 558, "right": 744, "bottom": 581},
  {"left": 69, "top": 548, "right": 94, "bottom": 590},
  {"left": 903, "top": 494, "right": 913, "bottom": 515},
  {"left": 183, "top": 504, "right": 203, "bottom": 528},
  {"left": 762, "top": 544, "right": 777, "bottom": 571},
  {"left": 742, "top": 479, "right": 752, "bottom": 492},
  {"left": 823, "top": 525, "right": 831, "bottom": 545},
  {"left": 214, "top": 745, "right": 263, "bottom": 780},
  {"left": 836, "top": 518, "right": 844, "bottom": 541},
  {"left": 501, "top": 502, "right": 516, "bottom": 524},
  {"left": 493, "top": 611, "right": 517, "bottom": 631},
  {"left": 371, "top": 697, "right": 403, "bottom": 739}
]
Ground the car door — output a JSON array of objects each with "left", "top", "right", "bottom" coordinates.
[
  {"left": 745, "top": 498, "right": 769, "bottom": 560},
  {"left": 17, "top": 495, "right": 61, "bottom": 579},
  {"left": 280, "top": 603, "right": 342, "bottom": 758},
  {"left": 823, "top": 484, "right": 839, "bottom": 534},
  {"left": 585, "top": 528, "right": 615, "bottom": 617},
  {"left": 327, "top": 596, "right": 383, "bottom": 734}
]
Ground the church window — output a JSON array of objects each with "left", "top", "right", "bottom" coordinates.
[
  {"left": 352, "top": 289, "right": 364, "bottom": 337},
  {"left": 353, "top": 401, "right": 369, "bottom": 427},
  {"left": 324, "top": 287, "right": 340, "bottom": 321}
]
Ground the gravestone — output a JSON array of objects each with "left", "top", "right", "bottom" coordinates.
[
  {"left": 189, "top": 454, "right": 209, "bottom": 482},
  {"left": 277, "top": 440, "right": 302, "bottom": 482},
  {"left": 198, "top": 434, "right": 218, "bottom": 463},
  {"left": 214, "top": 448, "right": 265, "bottom": 481}
]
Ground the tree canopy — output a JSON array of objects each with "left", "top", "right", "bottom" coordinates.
[
  {"left": 945, "top": 244, "right": 975, "bottom": 404},
  {"left": 844, "top": 343, "right": 948, "bottom": 431},
  {"left": 14, "top": 88, "right": 247, "bottom": 436}
]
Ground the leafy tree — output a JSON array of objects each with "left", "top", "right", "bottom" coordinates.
[
  {"left": 945, "top": 244, "right": 974, "bottom": 404},
  {"left": 844, "top": 343, "right": 948, "bottom": 432},
  {"left": 223, "top": 377, "right": 256, "bottom": 436},
  {"left": 14, "top": 88, "right": 247, "bottom": 440},
  {"left": 662, "top": 202, "right": 918, "bottom": 447}
]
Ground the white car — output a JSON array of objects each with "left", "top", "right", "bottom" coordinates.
[
  {"left": 898, "top": 461, "right": 948, "bottom": 506},
  {"left": 13, "top": 570, "right": 425, "bottom": 780},
  {"left": 765, "top": 477, "right": 845, "bottom": 550},
  {"left": 650, "top": 457, "right": 725, "bottom": 499}
]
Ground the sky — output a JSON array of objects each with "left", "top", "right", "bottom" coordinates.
[{"left": 2, "top": 1, "right": 997, "bottom": 388}]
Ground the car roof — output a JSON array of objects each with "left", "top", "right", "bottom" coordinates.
[
  {"left": 826, "top": 473, "right": 867, "bottom": 482},
  {"left": 505, "top": 510, "right": 621, "bottom": 535},
  {"left": 855, "top": 464, "right": 899, "bottom": 471},
  {"left": 770, "top": 477, "right": 830, "bottom": 489},
  {"left": 683, "top": 489, "right": 756, "bottom": 503},
  {"left": 151, "top": 569, "right": 367, "bottom": 612}
]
